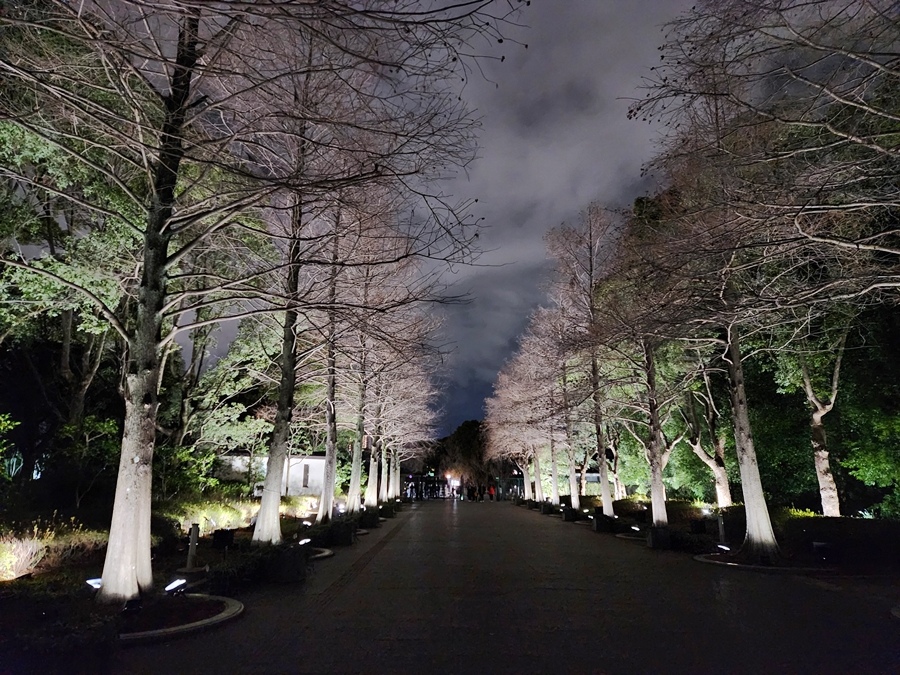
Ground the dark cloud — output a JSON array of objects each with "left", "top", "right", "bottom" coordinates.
[{"left": 435, "top": 1, "right": 694, "bottom": 436}]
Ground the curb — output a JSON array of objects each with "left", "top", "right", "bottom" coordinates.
[
  {"left": 119, "top": 594, "right": 243, "bottom": 644},
  {"left": 694, "top": 553, "right": 837, "bottom": 574},
  {"left": 310, "top": 547, "right": 334, "bottom": 560}
]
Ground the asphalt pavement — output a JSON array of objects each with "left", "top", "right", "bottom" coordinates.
[{"left": 111, "top": 499, "right": 900, "bottom": 675}]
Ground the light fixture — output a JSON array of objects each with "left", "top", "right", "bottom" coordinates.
[
  {"left": 298, "top": 538, "right": 312, "bottom": 545},
  {"left": 165, "top": 578, "right": 187, "bottom": 594},
  {"left": 86, "top": 578, "right": 102, "bottom": 589},
  {"left": 717, "top": 544, "right": 731, "bottom": 551}
]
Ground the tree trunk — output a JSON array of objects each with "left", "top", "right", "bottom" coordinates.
[
  {"left": 566, "top": 448, "right": 581, "bottom": 511},
  {"left": 712, "top": 457, "right": 732, "bottom": 509},
  {"left": 520, "top": 461, "right": 533, "bottom": 500},
  {"left": 591, "top": 355, "right": 614, "bottom": 516},
  {"left": 379, "top": 440, "right": 389, "bottom": 502},
  {"left": 812, "top": 412, "right": 840, "bottom": 517},
  {"left": 98, "top": 10, "right": 201, "bottom": 603},
  {"left": 347, "top": 439, "right": 363, "bottom": 513},
  {"left": 549, "top": 437, "right": 560, "bottom": 506},
  {"left": 253, "top": 216, "right": 304, "bottom": 544},
  {"left": 688, "top": 439, "right": 733, "bottom": 508},
  {"left": 726, "top": 327, "right": 778, "bottom": 561},
  {"left": 98, "top": 367, "right": 157, "bottom": 602},
  {"left": 608, "top": 428, "right": 627, "bottom": 500},
  {"left": 364, "top": 435, "right": 379, "bottom": 508},
  {"left": 252, "top": 307, "right": 298, "bottom": 543},
  {"left": 317, "top": 220, "right": 341, "bottom": 524},
  {"left": 643, "top": 340, "right": 669, "bottom": 528},
  {"left": 317, "top": 337, "right": 338, "bottom": 524},
  {"left": 391, "top": 449, "right": 401, "bottom": 499},
  {"left": 532, "top": 452, "right": 545, "bottom": 502},
  {"left": 347, "top": 375, "right": 366, "bottom": 514},
  {"left": 800, "top": 343, "right": 844, "bottom": 518}
]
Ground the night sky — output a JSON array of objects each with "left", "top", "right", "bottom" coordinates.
[{"left": 436, "top": 1, "right": 694, "bottom": 436}]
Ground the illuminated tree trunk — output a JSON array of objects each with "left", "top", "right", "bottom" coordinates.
[
  {"left": 379, "top": 442, "right": 389, "bottom": 502},
  {"left": 317, "top": 336, "right": 338, "bottom": 524},
  {"left": 560, "top": 363, "right": 580, "bottom": 510},
  {"left": 519, "top": 461, "right": 533, "bottom": 500},
  {"left": 685, "top": 392, "right": 733, "bottom": 508},
  {"left": 800, "top": 346, "right": 844, "bottom": 517},
  {"left": 687, "top": 436, "right": 732, "bottom": 509},
  {"left": 811, "top": 412, "right": 840, "bottom": 517},
  {"left": 549, "top": 435, "right": 560, "bottom": 506},
  {"left": 592, "top": 355, "right": 614, "bottom": 515},
  {"left": 99, "top": 11, "right": 199, "bottom": 603},
  {"left": 252, "top": 301, "right": 297, "bottom": 543},
  {"left": 643, "top": 340, "right": 669, "bottom": 528},
  {"left": 317, "top": 225, "right": 340, "bottom": 524},
  {"left": 391, "top": 448, "right": 403, "bottom": 499},
  {"left": 347, "top": 373, "right": 367, "bottom": 514},
  {"left": 100, "top": 364, "right": 157, "bottom": 602},
  {"left": 384, "top": 450, "right": 394, "bottom": 500},
  {"left": 253, "top": 226, "right": 303, "bottom": 543},
  {"left": 364, "top": 435, "right": 379, "bottom": 508},
  {"left": 532, "top": 451, "right": 545, "bottom": 502},
  {"left": 726, "top": 326, "right": 778, "bottom": 561},
  {"left": 566, "top": 448, "right": 581, "bottom": 511}
]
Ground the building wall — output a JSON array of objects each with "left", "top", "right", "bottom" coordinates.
[{"left": 217, "top": 455, "right": 326, "bottom": 497}]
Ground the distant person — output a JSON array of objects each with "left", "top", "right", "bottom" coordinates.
[{"left": 488, "top": 485, "right": 496, "bottom": 501}]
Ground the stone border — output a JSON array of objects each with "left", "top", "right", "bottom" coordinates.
[
  {"left": 119, "top": 594, "right": 243, "bottom": 644},
  {"left": 310, "top": 547, "right": 334, "bottom": 560},
  {"left": 694, "top": 553, "right": 837, "bottom": 574}
]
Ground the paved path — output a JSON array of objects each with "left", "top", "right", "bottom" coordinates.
[{"left": 112, "top": 500, "right": 900, "bottom": 674}]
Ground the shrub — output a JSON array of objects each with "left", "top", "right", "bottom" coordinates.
[
  {"left": 612, "top": 496, "right": 650, "bottom": 518},
  {"left": 0, "top": 514, "right": 111, "bottom": 580},
  {"left": 159, "top": 499, "right": 252, "bottom": 535},
  {"left": 669, "top": 530, "right": 716, "bottom": 554},
  {"left": 0, "top": 533, "right": 45, "bottom": 581},
  {"left": 41, "top": 529, "right": 107, "bottom": 569},
  {"left": 665, "top": 500, "right": 704, "bottom": 524}
]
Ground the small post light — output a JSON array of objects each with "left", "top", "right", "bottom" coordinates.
[
  {"left": 86, "top": 578, "right": 102, "bottom": 590},
  {"left": 186, "top": 522, "right": 200, "bottom": 570}
]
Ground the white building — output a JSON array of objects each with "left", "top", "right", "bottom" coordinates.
[{"left": 217, "top": 454, "right": 326, "bottom": 497}]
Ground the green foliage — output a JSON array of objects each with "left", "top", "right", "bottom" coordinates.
[{"left": 0, "top": 413, "right": 20, "bottom": 482}]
